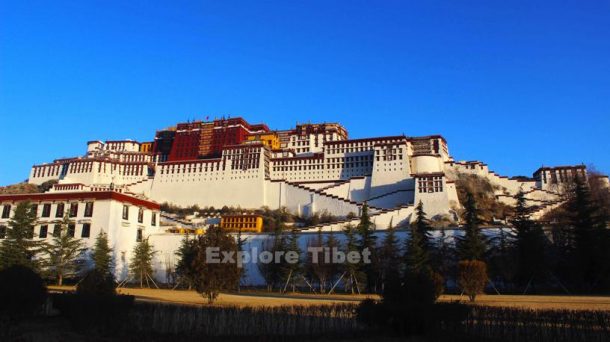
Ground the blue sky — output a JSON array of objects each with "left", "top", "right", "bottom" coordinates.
[{"left": 1, "top": 0, "right": 609, "bottom": 185}]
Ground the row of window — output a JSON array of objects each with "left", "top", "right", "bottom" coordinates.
[
  {"left": 1, "top": 202, "right": 94, "bottom": 219},
  {"left": 121, "top": 205, "right": 157, "bottom": 226},
  {"left": 0, "top": 223, "right": 90, "bottom": 239}
]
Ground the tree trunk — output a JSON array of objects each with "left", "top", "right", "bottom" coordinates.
[{"left": 58, "top": 274, "right": 63, "bottom": 286}]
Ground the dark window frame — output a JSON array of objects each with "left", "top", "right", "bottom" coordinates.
[
  {"left": 1, "top": 205, "right": 10, "bottom": 219},
  {"left": 81, "top": 223, "right": 90, "bottom": 238},
  {"left": 42, "top": 203, "right": 51, "bottom": 217},
  {"left": 55, "top": 203, "right": 65, "bottom": 217},
  {"left": 122, "top": 205, "right": 129, "bottom": 220},
  {"left": 84, "top": 202, "right": 94, "bottom": 217},
  {"left": 69, "top": 203, "right": 78, "bottom": 217},
  {"left": 39, "top": 225, "right": 48, "bottom": 239}
]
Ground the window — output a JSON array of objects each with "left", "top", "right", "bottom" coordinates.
[
  {"left": 81, "top": 223, "right": 90, "bottom": 238},
  {"left": 84, "top": 202, "right": 94, "bottom": 217},
  {"left": 39, "top": 225, "right": 48, "bottom": 239},
  {"left": 42, "top": 203, "right": 51, "bottom": 217},
  {"left": 56, "top": 203, "right": 65, "bottom": 217},
  {"left": 31, "top": 204, "right": 38, "bottom": 215},
  {"left": 122, "top": 205, "right": 129, "bottom": 220},
  {"left": 67, "top": 224, "right": 75, "bottom": 237},
  {"left": 136, "top": 229, "right": 143, "bottom": 242},
  {"left": 0, "top": 225, "right": 6, "bottom": 239},
  {"left": 151, "top": 212, "right": 157, "bottom": 226},
  {"left": 138, "top": 208, "right": 144, "bottom": 223},
  {"left": 2, "top": 205, "right": 11, "bottom": 218},
  {"left": 69, "top": 203, "right": 78, "bottom": 217},
  {"left": 52, "top": 224, "right": 61, "bottom": 237}
]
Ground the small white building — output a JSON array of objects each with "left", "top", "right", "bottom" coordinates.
[{"left": 0, "top": 191, "right": 161, "bottom": 280}]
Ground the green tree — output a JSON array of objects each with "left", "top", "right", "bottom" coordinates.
[
  {"left": 511, "top": 190, "right": 547, "bottom": 290},
  {"left": 283, "top": 229, "right": 302, "bottom": 292},
  {"left": 379, "top": 219, "right": 401, "bottom": 293},
  {"left": 343, "top": 223, "right": 363, "bottom": 294},
  {"left": 193, "top": 226, "right": 241, "bottom": 303},
  {"left": 405, "top": 201, "right": 431, "bottom": 275},
  {"left": 0, "top": 201, "right": 42, "bottom": 271},
  {"left": 174, "top": 235, "right": 198, "bottom": 289},
  {"left": 129, "top": 238, "right": 157, "bottom": 288},
  {"left": 456, "top": 192, "right": 487, "bottom": 261},
  {"left": 566, "top": 175, "right": 610, "bottom": 291},
  {"left": 91, "top": 231, "right": 113, "bottom": 276},
  {"left": 42, "top": 214, "right": 86, "bottom": 285},
  {"left": 356, "top": 204, "right": 378, "bottom": 292}
]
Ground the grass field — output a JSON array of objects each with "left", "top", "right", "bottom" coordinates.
[{"left": 48, "top": 286, "right": 610, "bottom": 310}]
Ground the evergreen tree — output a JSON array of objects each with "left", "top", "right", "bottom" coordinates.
[
  {"left": 91, "top": 231, "right": 113, "bottom": 276},
  {"left": 325, "top": 229, "right": 341, "bottom": 291},
  {"left": 42, "top": 214, "right": 86, "bottom": 285},
  {"left": 306, "top": 229, "right": 329, "bottom": 293},
  {"left": 174, "top": 234, "right": 198, "bottom": 289},
  {"left": 511, "top": 190, "right": 547, "bottom": 290},
  {"left": 343, "top": 223, "right": 363, "bottom": 294},
  {"left": 193, "top": 226, "right": 241, "bottom": 303},
  {"left": 432, "top": 226, "right": 453, "bottom": 282},
  {"left": 0, "top": 201, "right": 42, "bottom": 271},
  {"left": 284, "top": 229, "right": 302, "bottom": 292},
  {"left": 456, "top": 192, "right": 487, "bottom": 261},
  {"left": 404, "top": 202, "right": 431, "bottom": 275},
  {"left": 129, "top": 238, "right": 157, "bottom": 287},
  {"left": 235, "top": 227, "right": 247, "bottom": 291},
  {"left": 356, "top": 204, "right": 378, "bottom": 292},
  {"left": 379, "top": 219, "right": 401, "bottom": 293},
  {"left": 566, "top": 175, "right": 609, "bottom": 291}
]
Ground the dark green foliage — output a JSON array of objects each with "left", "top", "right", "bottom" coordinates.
[
  {"left": 76, "top": 269, "right": 116, "bottom": 296},
  {"left": 41, "top": 214, "right": 86, "bottom": 285},
  {"left": 356, "top": 204, "right": 378, "bottom": 292},
  {"left": 91, "top": 231, "right": 113, "bottom": 276},
  {"left": 0, "top": 265, "right": 47, "bottom": 318},
  {"left": 511, "top": 191, "right": 548, "bottom": 289},
  {"left": 0, "top": 202, "right": 42, "bottom": 271},
  {"left": 37, "top": 179, "right": 58, "bottom": 193},
  {"left": 405, "top": 201, "right": 432, "bottom": 275},
  {"left": 456, "top": 192, "right": 487, "bottom": 261},
  {"left": 342, "top": 223, "right": 363, "bottom": 293},
  {"left": 193, "top": 226, "right": 241, "bottom": 303},
  {"left": 284, "top": 229, "right": 302, "bottom": 292},
  {"left": 379, "top": 220, "right": 401, "bottom": 294},
  {"left": 174, "top": 235, "right": 198, "bottom": 289},
  {"left": 129, "top": 238, "right": 157, "bottom": 288},
  {"left": 564, "top": 176, "right": 610, "bottom": 291}
]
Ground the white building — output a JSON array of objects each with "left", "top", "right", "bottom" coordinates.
[{"left": 0, "top": 191, "right": 161, "bottom": 280}]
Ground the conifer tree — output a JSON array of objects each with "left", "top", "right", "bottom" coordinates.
[
  {"left": 306, "top": 228, "right": 328, "bottom": 292},
  {"left": 405, "top": 201, "right": 431, "bottom": 275},
  {"left": 456, "top": 192, "right": 487, "bottom": 261},
  {"left": 566, "top": 175, "right": 610, "bottom": 291},
  {"left": 379, "top": 219, "right": 401, "bottom": 293},
  {"left": 325, "top": 229, "right": 341, "bottom": 290},
  {"left": 343, "top": 223, "right": 363, "bottom": 294},
  {"left": 175, "top": 234, "right": 198, "bottom": 289},
  {"left": 42, "top": 214, "right": 86, "bottom": 285},
  {"left": 130, "top": 238, "right": 157, "bottom": 287},
  {"left": 0, "top": 201, "right": 42, "bottom": 271},
  {"left": 284, "top": 229, "right": 302, "bottom": 292},
  {"left": 92, "top": 231, "right": 113, "bottom": 276},
  {"left": 511, "top": 190, "right": 547, "bottom": 289},
  {"left": 356, "top": 204, "right": 378, "bottom": 292}
]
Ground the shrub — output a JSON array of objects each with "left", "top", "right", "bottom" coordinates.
[
  {"left": 0, "top": 265, "right": 47, "bottom": 318},
  {"left": 458, "top": 260, "right": 487, "bottom": 302},
  {"left": 53, "top": 293, "right": 134, "bottom": 333},
  {"left": 76, "top": 269, "right": 116, "bottom": 296}
]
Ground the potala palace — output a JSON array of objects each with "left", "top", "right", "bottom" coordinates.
[{"left": 1, "top": 117, "right": 604, "bottom": 282}]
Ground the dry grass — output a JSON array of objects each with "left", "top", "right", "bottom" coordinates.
[
  {"left": 48, "top": 286, "right": 610, "bottom": 310},
  {"left": 439, "top": 294, "right": 610, "bottom": 311},
  {"left": 48, "top": 286, "right": 371, "bottom": 307}
]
